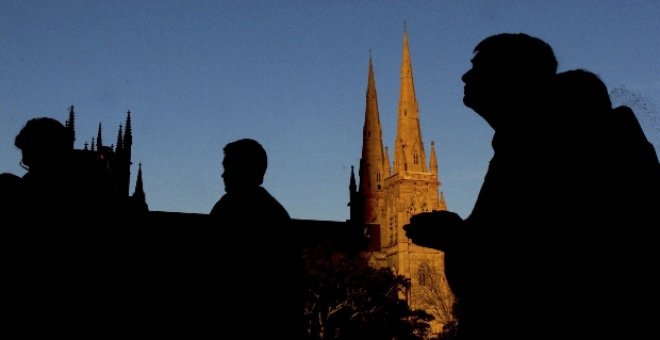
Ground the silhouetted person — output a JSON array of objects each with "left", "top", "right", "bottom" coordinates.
[
  {"left": 13, "top": 117, "right": 104, "bottom": 224},
  {"left": 15, "top": 117, "right": 74, "bottom": 218},
  {"left": 405, "top": 35, "right": 659, "bottom": 339},
  {"left": 551, "top": 69, "right": 659, "bottom": 215},
  {"left": 210, "top": 138, "right": 290, "bottom": 225},
  {"left": 408, "top": 33, "right": 559, "bottom": 339},
  {"left": 6, "top": 118, "right": 119, "bottom": 329},
  {"left": 208, "top": 138, "right": 292, "bottom": 335},
  {"left": 550, "top": 69, "right": 659, "bottom": 337}
]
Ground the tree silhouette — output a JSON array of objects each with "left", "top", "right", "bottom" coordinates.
[
  {"left": 303, "top": 244, "right": 433, "bottom": 339},
  {"left": 414, "top": 260, "right": 455, "bottom": 328}
]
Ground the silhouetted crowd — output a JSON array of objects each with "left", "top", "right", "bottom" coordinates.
[
  {"left": 405, "top": 33, "right": 659, "bottom": 339},
  {"left": 2, "top": 32, "right": 658, "bottom": 338}
]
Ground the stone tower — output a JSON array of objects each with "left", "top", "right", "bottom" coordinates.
[
  {"left": 65, "top": 106, "right": 147, "bottom": 211},
  {"left": 353, "top": 27, "right": 454, "bottom": 334}
]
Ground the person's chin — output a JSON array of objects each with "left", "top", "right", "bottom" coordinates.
[{"left": 463, "top": 95, "right": 475, "bottom": 109}]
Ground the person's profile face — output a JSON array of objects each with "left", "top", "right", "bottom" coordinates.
[
  {"left": 462, "top": 52, "right": 489, "bottom": 110},
  {"left": 221, "top": 156, "right": 234, "bottom": 193},
  {"left": 222, "top": 153, "right": 249, "bottom": 193},
  {"left": 461, "top": 51, "right": 506, "bottom": 127}
]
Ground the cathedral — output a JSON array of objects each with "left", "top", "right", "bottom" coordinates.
[
  {"left": 64, "top": 105, "right": 147, "bottom": 213},
  {"left": 349, "top": 27, "right": 455, "bottom": 333},
  {"left": 43, "top": 28, "right": 455, "bottom": 335}
]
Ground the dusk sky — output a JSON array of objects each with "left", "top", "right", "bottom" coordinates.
[{"left": 1, "top": 1, "right": 658, "bottom": 221}]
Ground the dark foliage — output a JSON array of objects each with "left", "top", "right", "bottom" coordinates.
[{"left": 303, "top": 244, "right": 433, "bottom": 339}]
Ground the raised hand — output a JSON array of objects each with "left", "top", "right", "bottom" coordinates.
[{"left": 403, "top": 210, "right": 464, "bottom": 252}]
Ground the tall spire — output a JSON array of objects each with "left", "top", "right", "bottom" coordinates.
[
  {"left": 133, "top": 163, "right": 145, "bottom": 201},
  {"left": 349, "top": 165, "right": 357, "bottom": 195},
  {"left": 124, "top": 110, "right": 133, "bottom": 150},
  {"left": 96, "top": 122, "right": 103, "bottom": 149},
  {"left": 116, "top": 124, "right": 124, "bottom": 152},
  {"left": 66, "top": 105, "right": 75, "bottom": 149},
  {"left": 359, "top": 55, "right": 388, "bottom": 224},
  {"left": 349, "top": 165, "right": 363, "bottom": 224},
  {"left": 438, "top": 191, "right": 447, "bottom": 211},
  {"left": 430, "top": 140, "right": 438, "bottom": 177},
  {"left": 130, "top": 162, "right": 148, "bottom": 213},
  {"left": 122, "top": 110, "right": 133, "bottom": 197},
  {"left": 393, "top": 25, "right": 427, "bottom": 174}
]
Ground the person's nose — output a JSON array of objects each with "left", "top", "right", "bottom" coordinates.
[{"left": 461, "top": 68, "right": 472, "bottom": 83}]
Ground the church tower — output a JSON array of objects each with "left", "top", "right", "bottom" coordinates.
[
  {"left": 354, "top": 26, "right": 454, "bottom": 334},
  {"left": 359, "top": 55, "right": 389, "bottom": 226}
]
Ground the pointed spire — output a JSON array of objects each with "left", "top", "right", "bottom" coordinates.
[
  {"left": 66, "top": 105, "right": 75, "bottom": 149},
  {"left": 133, "top": 162, "right": 145, "bottom": 200},
  {"left": 349, "top": 164, "right": 364, "bottom": 224},
  {"left": 91, "top": 137, "right": 96, "bottom": 152},
  {"left": 393, "top": 24, "right": 427, "bottom": 174},
  {"left": 124, "top": 110, "right": 132, "bottom": 148},
  {"left": 438, "top": 191, "right": 447, "bottom": 211},
  {"left": 349, "top": 165, "right": 357, "bottom": 194},
  {"left": 129, "top": 162, "right": 148, "bottom": 212},
  {"left": 359, "top": 54, "right": 388, "bottom": 224},
  {"left": 116, "top": 124, "right": 124, "bottom": 152},
  {"left": 430, "top": 141, "right": 438, "bottom": 177},
  {"left": 96, "top": 122, "right": 103, "bottom": 149}
]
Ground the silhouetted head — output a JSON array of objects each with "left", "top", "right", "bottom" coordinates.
[
  {"left": 462, "top": 33, "right": 557, "bottom": 129},
  {"left": 222, "top": 138, "right": 267, "bottom": 193},
  {"left": 14, "top": 117, "right": 72, "bottom": 171},
  {"left": 554, "top": 69, "right": 612, "bottom": 120}
]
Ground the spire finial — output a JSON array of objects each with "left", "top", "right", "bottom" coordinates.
[
  {"left": 97, "top": 122, "right": 103, "bottom": 148},
  {"left": 67, "top": 105, "right": 75, "bottom": 148},
  {"left": 124, "top": 110, "right": 133, "bottom": 148},
  {"left": 404, "top": 20, "right": 407, "bottom": 33},
  {"left": 133, "top": 162, "right": 146, "bottom": 203},
  {"left": 116, "top": 124, "right": 124, "bottom": 152}
]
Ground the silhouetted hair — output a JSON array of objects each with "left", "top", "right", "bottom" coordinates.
[
  {"left": 555, "top": 69, "right": 612, "bottom": 115},
  {"left": 15, "top": 117, "right": 71, "bottom": 152},
  {"left": 475, "top": 33, "right": 557, "bottom": 81},
  {"left": 224, "top": 138, "right": 267, "bottom": 183}
]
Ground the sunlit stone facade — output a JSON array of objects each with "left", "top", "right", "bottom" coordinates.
[{"left": 351, "top": 28, "right": 454, "bottom": 335}]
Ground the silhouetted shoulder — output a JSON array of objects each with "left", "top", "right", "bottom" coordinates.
[
  {"left": 210, "top": 187, "right": 290, "bottom": 225},
  {"left": 609, "top": 105, "right": 659, "bottom": 163}
]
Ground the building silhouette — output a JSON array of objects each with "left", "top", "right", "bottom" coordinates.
[
  {"left": 349, "top": 27, "right": 454, "bottom": 333},
  {"left": 64, "top": 105, "right": 147, "bottom": 212}
]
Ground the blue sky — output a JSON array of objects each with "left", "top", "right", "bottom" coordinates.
[{"left": 1, "top": 1, "right": 658, "bottom": 221}]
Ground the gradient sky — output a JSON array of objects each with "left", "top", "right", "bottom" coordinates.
[{"left": 1, "top": 1, "right": 658, "bottom": 221}]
